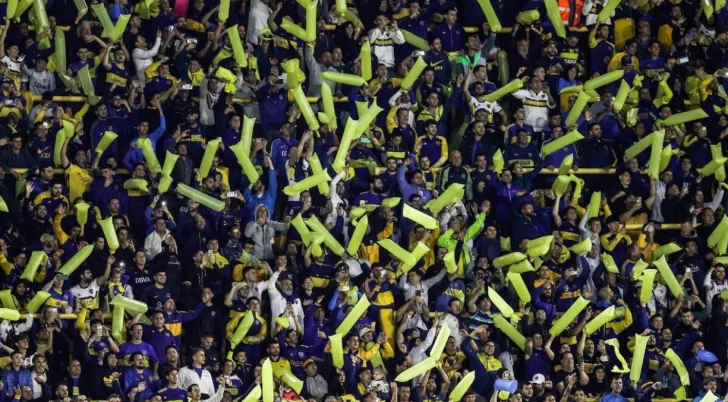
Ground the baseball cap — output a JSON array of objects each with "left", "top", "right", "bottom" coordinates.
[
  {"left": 531, "top": 374, "right": 546, "bottom": 384},
  {"left": 359, "top": 327, "right": 373, "bottom": 338},
  {"left": 621, "top": 56, "right": 633, "bottom": 66},
  {"left": 303, "top": 359, "right": 316, "bottom": 367}
]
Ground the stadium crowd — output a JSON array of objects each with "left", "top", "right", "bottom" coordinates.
[{"left": 0, "top": 0, "right": 728, "bottom": 401}]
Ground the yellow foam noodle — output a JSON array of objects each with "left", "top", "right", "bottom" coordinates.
[
  {"left": 498, "top": 51, "right": 509, "bottom": 87},
  {"left": 280, "top": 370, "right": 304, "bottom": 394},
  {"left": 605, "top": 338, "right": 630, "bottom": 373},
  {"left": 0, "top": 196, "right": 8, "bottom": 213},
  {"left": 58, "top": 244, "right": 93, "bottom": 275},
  {"left": 99, "top": 217, "right": 119, "bottom": 252},
  {"left": 110, "top": 295, "right": 148, "bottom": 316},
  {"left": 355, "top": 102, "right": 383, "bottom": 136},
  {"left": 715, "top": 232, "right": 728, "bottom": 255},
  {"left": 112, "top": 305, "right": 124, "bottom": 343},
  {"left": 333, "top": 118, "right": 358, "bottom": 172},
  {"left": 715, "top": 256, "right": 728, "bottom": 265},
  {"left": 653, "top": 243, "right": 681, "bottom": 260},
  {"left": 53, "top": 128, "right": 66, "bottom": 166},
  {"left": 240, "top": 116, "right": 255, "bottom": 155},
  {"left": 123, "top": 178, "right": 149, "bottom": 193},
  {"left": 493, "top": 315, "right": 526, "bottom": 349},
  {"left": 648, "top": 130, "right": 665, "bottom": 179},
  {"left": 544, "top": 0, "right": 566, "bottom": 37},
  {"left": 285, "top": 173, "right": 332, "bottom": 196},
  {"left": 20, "top": 251, "right": 46, "bottom": 281},
  {"left": 295, "top": 0, "right": 317, "bottom": 41},
  {"left": 75, "top": 202, "right": 90, "bottom": 225},
  {"left": 281, "top": 18, "right": 308, "bottom": 42},
  {"left": 242, "top": 386, "right": 261, "bottom": 402},
  {"left": 484, "top": 79, "right": 524, "bottom": 102},
  {"left": 395, "top": 357, "right": 437, "bottom": 382},
  {"left": 162, "top": 151, "right": 179, "bottom": 177},
  {"left": 13, "top": 0, "right": 31, "bottom": 20},
  {"left": 543, "top": 129, "right": 584, "bottom": 156},
  {"left": 666, "top": 348, "right": 690, "bottom": 385},
  {"left": 176, "top": 183, "right": 225, "bottom": 212},
  {"left": 602, "top": 253, "right": 619, "bottom": 274},
  {"left": 718, "top": 0, "right": 726, "bottom": 11},
  {"left": 320, "top": 83, "right": 337, "bottom": 129},
  {"left": 321, "top": 71, "right": 366, "bottom": 87},
  {"left": 137, "top": 138, "right": 162, "bottom": 174},
  {"left": 378, "top": 239, "right": 416, "bottom": 267},
  {"left": 227, "top": 25, "right": 248, "bottom": 67},
  {"left": 613, "top": 80, "right": 630, "bottom": 111},
  {"left": 443, "top": 251, "right": 457, "bottom": 274},
  {"left": 6, "top": 0, "right": 18, "bottom": 18},
  {"left": 585, "top": 305, "right": 618, "bottom": 334},
  {"left": 72, "top": 0, "right": 87, "bottom": 17},
  {"left": 492, "top": 149, "right": 504, "bottom": 172},
  {"left": 549, "top": 296, "right": 589, "bottom": 337},
  {"left": 158, "top": 176, "right": 173, "bottom": 193},
  {"left": 425, "top": 183, "right": 465, "bottom": 213},
  {"left": 335, "top": 0, "right": 346, "bottom": 14},
  {"left": 702, "top": 157, "right": 727, "bottom": 177},
  {"left": 711, "top": 144, "right": 726, "bottom": 182},
  {"left": 517, "top": 10, "right": 540, "bottom": 24},
  {"left": 340, "top": 9, "right": 363, "bottom": 27},
  {"left": 230, "top": 311, "right": 255, "bottom": 347},
  {"left": 336, "top": 296, "right": 371, "bottom": 334},
  {"left": 507, "top": 272, "right": 531, "bottom": 302},
  {"left": 0, "top": 309, "right": 21, "bottom": 322},
  {"left": 660, "top": 144, "right": 673, "bottom": 172},
  {"left": 708, "top": 216, "right": 728, "bottom": 246},
  {"left": 625, "top": 132, "right": 657, "bottom": 160},
  {"left": 95, "top": 131, "right": 118, "bottom": 154},
  {"left": 330, "top": 333, "right": 344, "bottom": 368},
  {"left": 109, "top": 14, "right": 129, "bottom": 42},
  {"left": 488, "top": 285, "right": 515, "bottom": 317},
  {"left": 54, "top": 28, "right": 66, "bottom": 72},
  {"left": 527, "top": 235, "right": 553, "bottom": 254},
  {"left": 449, "top": 372, "right": 475, "bottom": 401},
  {"left": 662, "top": 109, "right": 708, "bottom": 126},
  {"left": 630, "top": 334, "right": 649, "bottom": 383},
  {"left": 597, "top": 0, "right": 622, "bottom": 22},
  {"left": 347, "top": 215, "right": 368, "bottom": 256},
  {"left": 349, "top": 207, "right": 366, "bottom": 221},
  {"left": 654, "top": 255, "right": 683, "bottom": 297},
  {"left": 551, "top": 174, "right": 571, "bottom": 197},
  {"left": 360, "top": 41, "right": 372, "bottom": 81},
  {"left": 78, "top": 65, "right": 100, "bottom": 104},
  {"left": 494, "top": 252, "right": 527, "bottom": 269},
  {"left": 403, "top": 204, "right": 437, "bottom": 229},
  {"left": 632, "top": 259, "right": 650, "bottom": 277},
  {"left": 510, "top": 258, "right": 535, "bottom": 273},
  {"left": 640, "top": 269, "right": 658, "bottom": 303},
  {"left": 401, "top": 29, "right": 429, "bottom": 50},
  {"left": 219, "top": 0, "right": 230, "bottom": 21},
  {"left": 262, "top": 358, "right": 274, "bottom": 402},
  {"left": 307, "top": 154, "right": 330, "bottom": 196},
  {"left": 476, "top": 0, "right": 502, "bottom": 32},
  {"left": 564, "top": 91, "right": 591, "bottom": 127},
  {"left": 569, "top": 238, "right": 592, "bottom": 255},
  {"left": 91, "top": 3, "right": 114, "bottom": 37},
  {"left": 306, "top": 215, "right": 346, "bottom": 255},
  {"left": 584, "top": 70, "right": 624, "bottom": 91},
  {"left": 32, "top": 0, "right": 49, "bottom": 30},
  {"left": 430, "top": 325, "right": 451, "bottom": 360},
  {"left": 382, "top": 197, "right": 401, "bottom": 208},
  {"left": 558, "top": 154, "right": 574, "bottom": 176},
  {"left": 703, "top": 391, "right": 719, "bottom": 402},
  {"left": 240, "top": 156, "right": 260, "bottom": 184},
  {"left": 292, "top": 85, "right": 320, "bottom": 131},
  {"left": 401, "top": 57, "right": 428, "bottom": 90},
  {"left": 26, "top": 291, "right": 50, "bottom": 314},
  {"left": 0, "top": 291, "right": 12, "bottom": 310}
]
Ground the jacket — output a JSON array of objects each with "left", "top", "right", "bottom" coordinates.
[
  {"left": 243, "top": 169, "right": 277, "bottom": 221},
  {"left": 178, "top": 365, "right": 215, "bottom": 397},
  {"left": 244, "top": 205, "right": 290, "bottom": 260},
  {"left": 2, "top": 366, "right": 32, "bottom": 395}
]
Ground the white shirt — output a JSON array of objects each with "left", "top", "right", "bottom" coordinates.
[
  {"left": 511, "top": 89, "right": 555, "bottom": 132},
  {"left": 246, "top": 0, "right": 271, "bottom": 45},
  {"left": 71, "top": 281, "right": 102, "bottom": 309},
  {"left": 179, "top": 365, "right": 216, "bottom": 397},
  {"left": 368, "top": 28, "right": 405, "bottom": 68},
  {"left": 144, "top": 229, "right": 170, "bottom": 260},
  {"left": 468, "top": 97, "right": 502, "bottom": 117},
  {"left": 267, "top": 271, "right": 305, "bottom": 333},
  {"left": 132, "top": 38, "right": 162, "bottom": 84},
  {"left": 441, "top": 313, "right": 462, "bottom": 345}
]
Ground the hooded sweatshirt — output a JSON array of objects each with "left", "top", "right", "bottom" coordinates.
[{"left": 244, "top": 205, "right": 290, "bottom": 260}]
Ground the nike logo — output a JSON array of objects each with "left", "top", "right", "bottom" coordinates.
[{"left": 430, "top": 60, "right": 445, "bottom": 66}]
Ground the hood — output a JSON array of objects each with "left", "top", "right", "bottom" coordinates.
[{"left": 254, "top": 204, "right": 271, "bottom": 222}]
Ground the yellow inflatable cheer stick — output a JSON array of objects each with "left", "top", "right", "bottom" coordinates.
[
  {"left": 443, "top": 251, "right": 457, "bottom": 274},
  {"left": 569, "top": 239, "right": 592, "bottom": 256},
  {"left": 360, "top": 41, "right": 372, "bottom": 82},
  {"left": 587, "top": 191, "right": 601, "bottom": 218},
  {"left": 401, "top": 29, "right": 429, "bottom": 51},
  {"left": 493, "top": 252, "right": 526, "bottom": 269},
  {"left": 284, "top": 173, "right": 332, "bottom": 196},
  {"left": 73, "top": 0, "right": 87, "bottom": 17},
  {"left": 95, "top": 131, "right": 118, "bottom": 155},
  {"left": 112, "top": 305, "right": 124, "bottom": 342},
  {"left": 401, "top": 57, "right": 427, "bottom": 90},
  {"left": 321, "top": 71, "right": 366, "bottom": 87},
  {"left": 613, "top": 80, "right": 630, "bottom": 111},
  {"left": 558, "top": 154, "right": 574, "bottom": 176},
  {"left": 0, "top": 290, "right": 12, "bottom": 309},
  {"left": 99, "top": 217, "right": 119, "bottom": 253},
  {"left": 219, "top": 0, "right": 230, "bottom": 21},
  {"left": 605, "top": 338, "right": 630, "bottom": 373},
  {"left": 702, "top": 157, "right": 728, "bottom": 177},
  {"left": 319, "top": 83, "right": 337, "bottom": 129},
  {"left": 711, "top": 144, "right": 727, "bottom": 182},
  {"left": 137, "top": 138, "right": 162, "bottom": 174},
  {"left": 90, "top": 3, "right": 114, "bottom": 37},
  {"left": 124, "top": 179, "right": 150, "bottom": 193},
  {"left": 507, "top": 272, "right": 531, "bottom": 303},
  {"left": 230, "top": 311, "right": 255, "bottom": 347},
  {"left": 242, "top": 386, "right": 261, "bottom": 402},
  {"left": 162, "top": 151, "right": 179, "bottom": 177},
  {"left": 382, "top": 197, "right": 401, "bottom": 208},
  {"left": 492, "top": 149, "right": 504, "bottom": 173},
  {"left": 476, "top": 0, "right": 502, "bottom": 31},
  {"left": 551, "top": 175, "right": 571, "bottom": 197},
  {"left": 378, "top": 239, "right": 416, "bottom": 268},
  {"left": 640, "top": 269, "right": 658, "bottom": 303},
  {"left": 660, "top": 145, "right": 673, "bottom": 173},
  {"left": 307, "top": 154, "right": 330, "bottom": 196},
  {"left": 262, "top": 359, "right": 274, "bottom": 402},
  {"left": 653, "top": 243, "right": 681, "bottom": 260},
  {"left": 0, "top": 308, "right": 20, "bottom": 321},
  {"left": 333, "top": 119, "right": 359, "bottom": 172},
  {"left": 108, "top": 14, "right": 130, "bottom": 42},
  {"left": 449, "top": 372, "right": 475, "bottom": 401},
  {"left": 355, "top": 103, "right": 383, "bottom": 136},
  {"left": 306, "top": 215, "right": 346, "bottom": 256},
  {"left": 494, "top": 315, "right": 526, "bottom": 349},
  {"left": 425, "top": 183, "right": 465, "bottom": 213},
  {"left": 0, "top": 196, "right": 8, "bottom": 213},
  {"left": 347, "top": 215, "right": 368, "bottom": 256},
  {"left": 631, "top": 334, "right": 649, "bottom": 383},
  {"left": 26, "top": 291, "right": 50, "bottom": 314},
  {"left": 624, "top": 132, "right": 656, "bottom": 160},
  {"left": 665, "top": 348, "right": 690, "bottom": 385},
  {"left": 430, "top": 325, "right": 451, "bottom": 360},
  {"left": 584, "top": 70, "right": 624, "bottom": 91},
  {"left": 517, "top": 10, "right": 540, "bottom": 25},
  {"left": 663, "top": 109, "right": 708, "bottom": 126},
  {"left": 484, "top": 79, "right": 524, "bottom": 102},
  {"left": 597, "top": 0, "right": 622, "bottom": 22},
  {"left": 401, "top": 242, "right": 430, "bottom": 274},
  {"left": 709, "top": 216, "right": 728, "bottom": 247},
  {"left": 292, "top": 85, "right": 320, "bottom": 131},
  {"left": 542, "top": 129, "right": 584, "bottom": 156},
  {"left": 20, "top": 251, "right": 46, "bottom": 281},
  {"left": 647, "top": 130, "right": 665, "bottom": 179},
  {"left": 549, "top": 296, "right": 589, "bottom": 337},
  {"left": 110, "top": 295, "right": 148, "bottom": 315},
  {"left": 280, "top": 370, "right": 304, "bottom": 394},
  {"left": 6, "top": 0, "right": 18, "bottom": 18},
  {"left": 527, "top": 235, "right": 554, "bottom": 254},
  {"left": 544, "top": 0, "right": 566, "bottom": 38},
  {"left": 292, "top": 214, "right": 313, "bottom": 246},
  {"left": 226, "top": 25, "right": 248, "bottom": 68},
  {"left": 176, "top": 183, "right": 225, "bottom": 212},
  {"left": 584, "top": 305, "right": 618, "bottom": 335},
  {"left": 564, "top": 91, "right": 590, "bottom": 127},
  {"left": 395, "top": 357, "right": 437, "bottom": 382},
  {"left": 718, "top": 0, "right": 726, "bottom": 11},
  {"left": 510, "top": 259, "right": 535, "bottom": 273},
  {"left": 57, "top": 245, "right": 93, "bottom": 276},
  {"left": 602, "top": 253, "right": 619, "bottom": 274},
  {"left": 13, "top": 0, "right": 31, "bottom": 20},
  {"left": 75, "top": 202, "right": 90, "bottom": 226},
  {"left": 336, "top": 296, "right": 371, "bottom": 334},
  {"left": 654, "top": 255, "right": 683, "bottom": 297},
  {"left": 330, "top": 333, "right": 344, "bottom": 368},
  {"left": 488, "top": 286, "right": 515, "bottom": 317},
  {"left": 403, "top": 204, "right": 437, "bottom": 230},
  {"left": 281, "top": 17, "right": 308, "bottom": 42},
  {"left": 78, "top": 65, "right": 101, "bottom": 105},
  {"left": 199, "top": 138, "right": 221, "bottom": 178},
  {"left": 632, "top": 259, "right": 649, "bottom": 278}
]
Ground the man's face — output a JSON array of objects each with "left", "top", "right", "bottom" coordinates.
[
  {"left": 132, "top": 325, "right": 143, "bottom": 340},
  {"left": 69, "top": 360, "right": 81, "bottom": 376},
  {"left": 153, "top": 313, "right": 164, "bottom": 327},
  {"left": 376, "top": 15, "right": 389, "bottom": 28},
  {"left": 268, "top": 343, "right": 280, "bottom": 357},
  {"left": 446, "top": 10, "right": 457, "bottom": 24},
  {"left": 431, "top": 38, "right": 442, "bottom": 52},
  {"left": 134, "top": 354, "right": 145, "bottom": 369}
]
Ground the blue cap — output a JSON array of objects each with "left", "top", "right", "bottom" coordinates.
[
  {"left": 697, "top": 350, "right": 719, "bottom": 364},
  {"left": 621, "top": 56, "right": 633, "bottom": 66}
]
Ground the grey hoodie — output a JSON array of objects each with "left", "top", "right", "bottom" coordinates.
[{"left": 244, "top": 204, "right": 290, "bottom": 260}]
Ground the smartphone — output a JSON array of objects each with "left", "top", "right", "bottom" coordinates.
[
  {"left": 182, "top": 83, "right": 193, "bottom": 90},
  {"left": 186, "top": 38, "right": 197, "bottom": 44},
  {"left": 226, "top": 191, "right": 237, "bottom": 198},
  {"left": 360, "top": 137, "right": 372, "bottom": 144},
  {"left": 682, "top": 182, "right": 690, "bottom": 191}
]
